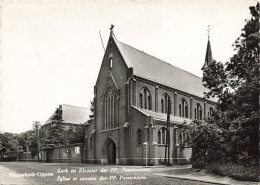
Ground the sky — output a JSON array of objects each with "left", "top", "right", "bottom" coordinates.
[{"left": 0, "top": 0, "right": 256, "bottom": 133}]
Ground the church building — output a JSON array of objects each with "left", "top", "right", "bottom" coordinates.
[{"left": 85, "top": 26, "right": 217, "bottom": 165}]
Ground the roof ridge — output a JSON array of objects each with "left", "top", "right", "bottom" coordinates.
[
  {"left": 116, "top": 39, "right": 202, "bottom": 80},
  {"left": 62, "top": 104, "right": 88, "bottom": 109}
]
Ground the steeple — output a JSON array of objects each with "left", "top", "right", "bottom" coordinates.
[{"left": 201, "top": 25, "right": 213, "bottom": 70}]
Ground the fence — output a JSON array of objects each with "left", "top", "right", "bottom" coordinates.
[{"left": 0, "top": 152, "right": 22, "bottom": 162}]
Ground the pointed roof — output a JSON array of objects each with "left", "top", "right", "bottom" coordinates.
[
  {"left": 111, "top": 33, "right": 216, "bottom": 102},
  {"left": 201, "top": 40, "right": 213, "bottom": 70}
]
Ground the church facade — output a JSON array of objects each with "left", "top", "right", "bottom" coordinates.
[{"left": 85, "top": 27, "right": 217, "bottom": 165}]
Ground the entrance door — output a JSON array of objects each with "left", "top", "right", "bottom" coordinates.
[{"left": 107, "top": 141, "right": 116, "bottom": 164}]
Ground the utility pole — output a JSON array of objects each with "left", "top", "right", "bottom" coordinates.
[
  {"left": 164, "top": 128, "right": 167, "bottom": 164},
  {"left": 164, "top": 98, "right": 171, "bottom": 165},
  {"left": 167, "top": 99, "right": 171, "bottom": 166}
]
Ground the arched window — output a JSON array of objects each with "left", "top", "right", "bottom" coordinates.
[
  {"left": 162, "top": 128, "right": 166, "bottom": 144},
  {"left": 139, "top": 94, "right": 143, "bottom": 108},
  {"left": 161, "top": 93, "right": 171, "bottom": 114},
  {"left": 158, "top": 131, "right": 161, "bottom": 144},
  {"left": 209, "top": 107, "right": 214, "bottom": 116},
  {"left": 179, "top": 99, "right": 188, "bottom": 118},
  {"left": 148, "top": 95, "right": 152, "bottom": 110},
  {"left": 109, "top": 58, "right": 113, "bottom": 69},
  {"left": 194, "top": 108, "right": 197, "bottom": 119},
  {"left": 161, "top": 99, "right": 164, "bottom": 113},
  {"left": 137, "top": 129, "right": 142, "bottom": 144},
  {"left": 144, "top": 89, "right": 147, "bottom": 109},
  {"left": 104, "top": 87, "right": 117, "bottom": 130},
  {"left": 179, "top": 130, "right": 189, "bottom": 146},
  {"left": 196, "top": 103, "right": 202, "bottom": 120},
  {"left": 185, "top": 105, "right": 188, "bottom": 118},
  {"left": 158, "top": 127, "right": 167, "bottom": 145},
  {"left": 139, "top": 87, "right": 152, "bottom": 110}
]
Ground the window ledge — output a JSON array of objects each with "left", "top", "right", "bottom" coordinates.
[
  {"left": 176, "top": 145, "right": 190, "bottom": 148},
  {"left": 101, "top": 127, "right": 120, "bottom": 133},
  {"left": 157, "top": 144, "right": 166, "bottom": 146}
]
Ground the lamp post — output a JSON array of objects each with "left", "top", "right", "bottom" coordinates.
[
  {"left": 26, "top": 140, "right": 30, "bottom": 162},
  {"left": 33, "top": 121, "right": 41, "bottom": 162}
]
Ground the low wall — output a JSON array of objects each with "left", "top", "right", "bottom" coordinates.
[{"left": 41, "top": 143, "right": 84, "bottom": 163}]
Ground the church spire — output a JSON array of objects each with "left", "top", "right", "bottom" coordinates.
[{"left": 201, "top": 25, "right": 213, "bottom": 70}]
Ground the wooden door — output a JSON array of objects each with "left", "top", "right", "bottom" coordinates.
[{"left": 107, "top": 141, "right": 116, "bottom": 164}]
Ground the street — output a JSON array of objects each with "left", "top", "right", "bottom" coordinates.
[{"left": 0, "top": 162, "right": 212, "bottom": 185}]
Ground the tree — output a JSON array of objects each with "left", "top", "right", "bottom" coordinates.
[
  {"left": 0, "top": 132, "right": 20, "bottom": 153},
  {"left": 40, "top": 108, "right": 66, "bottom": 151},
  {"left": 87, "top": 99, "right": 94, "bottom": 124},
  {"left": 66, "top": 127, "right": 85, "bottom": 144},
  {"left": 193, "top": 2, "right": 259, "bottom": 166},
  {"left": 21, "top": 130, "right": 38, "bottom": 156}
]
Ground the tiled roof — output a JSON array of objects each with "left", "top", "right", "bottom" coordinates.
[
  {"left": 112, "top": 34, "right": 216, "bottom": 102},
  {"left": 45, "top": 104, "right": 90, "bottom": 124},
  {"left": 132, "top": 106, "right": 192, "bottom": 125}
]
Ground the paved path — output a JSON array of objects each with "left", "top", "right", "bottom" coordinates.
[
  {"left": 154, "top": 167, "right": 259, "bottom": 185},
  {"left": 0, "top": 164, "right": 32, "bottom": 185}
]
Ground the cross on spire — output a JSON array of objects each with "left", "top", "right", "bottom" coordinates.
[
  {"left": 110, "top": 24, "right": 114, "bottom": 32},
  {"left": 110, "top": 24, "right": 114, "bottom": 36},
  {"left": 207, "top": 25, "right": 211, "bottom": 40}
]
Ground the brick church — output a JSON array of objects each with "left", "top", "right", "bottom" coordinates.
[{"left": 85, "top": 26, "right": 217, "bottom": 165}]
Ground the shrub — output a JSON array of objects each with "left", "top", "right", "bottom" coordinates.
[{"left": 205, "top": 163, "right": 259, "bottom": 182}]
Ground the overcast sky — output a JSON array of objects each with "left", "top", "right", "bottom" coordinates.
[{"left": 1, "top": 0, "right": 256, "bottom": 133}]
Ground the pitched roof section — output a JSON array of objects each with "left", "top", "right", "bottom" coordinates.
[
  {"left": 201, "top": 40, "right": 213, "bottom": 70},
  {"left": 132, "top": 106, "right": 192, "bottom": 125},
  {"left": 44, "top": 104, "right": 90, "bottom": 124},
  {"left": 112, "top": 34, "right": 214, "bottom": 100},
  {"left": 62, "top": 104, "right": 90, "bottom": 124}
]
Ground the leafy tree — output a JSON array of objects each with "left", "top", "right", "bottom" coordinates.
[
  {"left": 0, "top": 130, "right": 38, "bottom": 158},
  {"left": 0, "top": 132, "right": 21, "bottom": 153},
  {"left": 22, "top": 130, "right": 38, "bottom": 156},
  {"left": 193, "top": 2, "right": 259, "bottom": 167},
  {"left": 0, "top": 140, "right": 2, "bottom": 152},
  {"left": 65, "top": 126, "right": 85, "bottom": 144},
  {"left": 87, "top": 100, "right": 94, "bottom": 124},
  {"left": 67, "top": 100, "right": 95, "bottom": 145}
]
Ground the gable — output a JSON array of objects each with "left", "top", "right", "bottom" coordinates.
[{"left": 95, "top": 36, "right": 128, "bottom": 89}]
